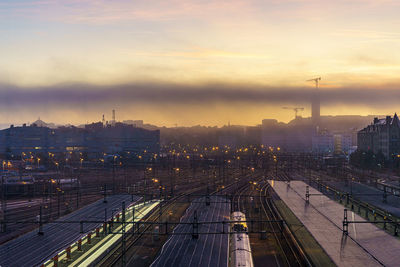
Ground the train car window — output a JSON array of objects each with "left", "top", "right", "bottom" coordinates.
[{"left": 233, "top": 224, "right": 246, "bottom": 232}]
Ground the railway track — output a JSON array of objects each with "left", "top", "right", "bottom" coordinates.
[
  {"left": 101, "top": 171, "right": 247, "bottom": 266},
  {"left": 99, "top": 188, "right": 202, "bottom": 266},
  {"left": 260, "top": 180, "right": 311, "bottom": 267},
  {"left": 230, "top": 173, "right": 308, "bottom": 267},
  {"left": 232, "top": 181, "right": 252, "bottom": 213},
  {"left": 0, "top": 193, "right": 102, "bottom": 244}
]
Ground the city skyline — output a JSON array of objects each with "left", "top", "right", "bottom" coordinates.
[
  {"left": 1, "top": 0, "right": 400, "bottom": 125},
  {"left": 2, "top": 2, "right": 400, "bottom": 267}
]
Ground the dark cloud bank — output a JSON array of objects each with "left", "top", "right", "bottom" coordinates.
[{"left": 0, "top": 82, "right": 398, "bottom": 107}]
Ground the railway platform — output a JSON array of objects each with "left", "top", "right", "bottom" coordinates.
[
  {"left": 269, "top": 180, "right": 400, "bottom": 267},
  {"left": 0, "top": 194, "right": 141, "bottom": 267},
  {"left": 43, "top": 200, "right": 160, "bottom": 267}
]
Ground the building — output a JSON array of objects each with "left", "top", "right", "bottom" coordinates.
[
  {"left": 123, "top": 120, "right": 144, "bottom": 128},
  {"left": 285, "top": 123, "right": 314, "bottom": 152},
  {"left": 261, "top": 118, "right": 315, "bottom": 152},
  {"left": 244, "top": 126, "right": 261, "bottom": 145},
  {"left": 0, "top": 122, "right": 160, "bottom": 158},
  {"left": 312, "top": 132, "right": 334, "bottom": 154},
  {"left": 312, "top": 90, "right": 320, "bottom": 126},
  {"left": 261, "top": 119, "right": 287, "bottom": 149},
  {"left": 312, "top": 132, "right": 353, "bottom": 155},
  {"left": 338, "top": 133, "right": 352, "bottom": 154},
  {"left": 218, "top": 135, "right": 238, "bottom": 149},
  {"left": 217, "top": 124, "right": 243, "bottom": 148},
  {"left": 357, "top": 114, "right": 400, "bottom": 159}
]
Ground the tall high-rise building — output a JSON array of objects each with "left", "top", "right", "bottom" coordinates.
[
  {"left": 307, "top": 77, "right": 321, "bottom": 127},
  {"left": 311, "top": 91, "right": 320, "bottom": 126}
]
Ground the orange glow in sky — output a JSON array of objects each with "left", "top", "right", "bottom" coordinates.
[{"left": 1, "top": 0, "right": 399, "bottom": 126}]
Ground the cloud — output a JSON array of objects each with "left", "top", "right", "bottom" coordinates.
[
  {"left": 1, "top": 0, "right": 253, "bottom": 24},
  {"left": 1, "top": 82, "right": 400, "bottom": 108}
]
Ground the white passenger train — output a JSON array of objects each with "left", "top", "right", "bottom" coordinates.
[{"left": 229, "top": 211, "right": 254, "bottom": 267}]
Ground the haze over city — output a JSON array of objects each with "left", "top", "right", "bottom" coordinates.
[
  {"left": 3, "top": 1, "right": 400, "bottom": 267},
  {"left": 1, "top": 0, "right": 400, "bottom": 126}
]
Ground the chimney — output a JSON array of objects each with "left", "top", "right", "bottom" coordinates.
[{"left": 112, "top": 109, "right": 116, "bottom": 126}]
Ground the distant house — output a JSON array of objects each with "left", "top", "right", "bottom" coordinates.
[{"left": 357, "top": 114, "right": 400, "bottom": 159}]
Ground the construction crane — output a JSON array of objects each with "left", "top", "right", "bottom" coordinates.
[
  {"left": 306, "top": 77, "right": 321, "bottom": 88},
  {"left": 282, "top": 107, "right": 304, "bottom": 119}
]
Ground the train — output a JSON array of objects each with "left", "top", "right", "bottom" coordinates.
[
  {"left": 2, "top": 175, "right": 35, "bottom": 185},
  {"left": 229, "top": 211, "right": 254, "bottom": 267}
]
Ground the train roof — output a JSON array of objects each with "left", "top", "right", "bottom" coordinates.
[{"left": 231, "top": 211, "right": 246, "bottom": 217}]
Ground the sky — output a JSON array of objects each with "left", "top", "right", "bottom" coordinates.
[{"left": 0, "top": 0, "right": 400, "bottom": 126}]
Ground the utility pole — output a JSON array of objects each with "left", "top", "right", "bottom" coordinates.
[
  {"left": 1, "top": 176, "right": 6, "bottom": 233},
  {"left": 112, "top": 156, "right": 116, "bottom": 195},
  {"left": 50, "top": 181, "right": 53, "bottom": 218},
  {"left": 192, "top": 210, "right": 199, "bottom": 239},
  {"left": 143, "top": 165, "right": 148, "bottom": 203},
  {"left": 38, "top": 205, "right": 44, "bottom": 235},
  {"left": 57, "top": 190, "right": 60, "bottom": 218},
  {"left": 103, "top": 184, "right": 107, "bottom": 203},
  {"left": 76, "top": 183, "right": 79, "bottom": 209},
  {"left": 121, "top": 202, "right": 126, "bottom": 267},
  {"left": 132, "top": 205, "right": 135, "bottom": 236}
]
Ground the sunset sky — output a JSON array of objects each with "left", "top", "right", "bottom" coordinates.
[{"left": 1, "top": 0, "right": 400, "bottom": 126}]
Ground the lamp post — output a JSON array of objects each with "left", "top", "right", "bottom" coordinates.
[
  {"left": 1, "top": 176, "right": 6, "bottom": 232},
  {"left": 55, "top": 162, "right": 59, "bottom": 184},
  {"left": 113, "top": 156, "right": 117, "bottom": 194}
]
